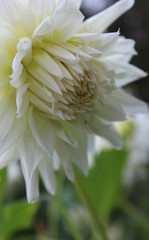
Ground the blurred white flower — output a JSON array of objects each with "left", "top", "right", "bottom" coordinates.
[
  {"left": 69, "top": 205, "right": 91, "bottom": 231},
  {"left": 123, "top": 114, "right": 149, "bottom": 186},
  {"left": 0, "top": 0, "right": 147, "bottom": 202}
]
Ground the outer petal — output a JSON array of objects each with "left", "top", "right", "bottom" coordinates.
[
  {"left": 29, "top": 0, "right": 55, "bottom": 25},
  {"left": 110, "top": 89, "right": 148, "bottom": 115},
  {"left": 19, "top": 127, "right": 43, "bottom": 183},
  {"left": 52, "top": 0, "right": 84, "bottom": 42},
  {"left": 26, "top": 169, "right": 39, "bottom": 203},
  {"left": 54, "top": 121, "right": 77, "bottom": 147},
  {"left": 72, "top": 0, "right": 82, "bottom": 9},
  {"left": 83, "top": 0, "right": 134, "bottom": 33},
  {"left": 101, "top": 60, "right": 147, "bottom": 87},
  {"left": 0, "top": 64, "right": 12, "bottom": 93},
  {"left": 0, "top": 96, "right": 26, "bottom": 155},
  {"left": 57, "top": 0, "right": 82, "bottom": 9},
  {"left": 55, "top": 139, "right": 75, "bottom": 181},
  {"left": 0, "top": 24, "right": 18, "bottom": 60},
  {"left": 0, "top": 0, "right": 35, "bottom": 37},
  {"left": 32, "top": 16, "right": 54, "bottom": 42},
  {"left": 0, "top": 117, "right": 26, "bottom": 156},
  {"left": 96, "top": 99, "right": 126, "bottom": 122},
  {"left": 114, "top": 63, "right": 147, "bottom": 87},
  {"left": 0, "top": 146, "right": 18, "bottom": 169},
  {"left": 28, "top": 107, "right": 55, "bottom": 155},
  {"left": 39, "top": 158, "right": 57, "bottom": 195},
  {"left": 104, "top": 36, "right": 137, "bottom": 62},
  {"left": 78, "top": 118, "right": 122, "bottom": 148},
  {"left": 101, "top": 36, "right": 147, "bottom": 87},
  {"left": 62, "top": 121, "right": 89, "bottom": 176},
  {"left": 90, "top": 31, "right": 119, "bottom": 53},
  {"left": 55, "top": 121, "right": 89, "bottom": 180}
]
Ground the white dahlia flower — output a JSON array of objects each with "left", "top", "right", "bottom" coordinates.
[{"left": 0, "top": 0, "right": 147, "bottom": 203}]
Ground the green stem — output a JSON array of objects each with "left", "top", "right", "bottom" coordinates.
[
  {"left": 54, "top": 196, "right": 84, "bottom": 240},
  {"left": 75, "top": 171, "right": 108, "bottom": 240},
  {"left": 120, "top": 201, "right": 149, "bottom": 234}
]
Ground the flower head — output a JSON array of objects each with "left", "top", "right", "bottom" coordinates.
[{"left": 0, "top": 0, "right": 147, "bottom": 202}]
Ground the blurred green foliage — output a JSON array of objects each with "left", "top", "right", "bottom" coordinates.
[
  {"left": 79, "top": 149, "right": 127, "bottom": 223},
  {"left": 0, "top": 169, "right": 7, "bottom": 207},
  {"left": 0, "top": 149, "right": 149, "bottom": 240},
  {"left": 0, "top": 201, "right": 39, "bottom": 240}
]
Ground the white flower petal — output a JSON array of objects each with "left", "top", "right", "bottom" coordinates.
[
  {"left": 72, "top": 0, "right": 82, "bottom": 9},
  {"left": 72, "top": 32, "right": 100, "bottom": 44},
  {"left": 104, "top": 61, "right": 147, "bottom": 87},
  {"left": 83, "top": 0, "right": 134, "bottom": 33},
  {"left": 0, "top": 53, "right": 11, "bottom": 65},
  {"left": 33, "top": 16, "right": 54, "bottom": 40},
  {"left": 81, "top": 45, "right": 101, "bottom": 58},
  {"left": 88, "top": 134, "right": 95, "bottom": 154},
  {"left": 111, "top": 89, "right": 148, "bottom": 115},
  {"left": 0, "top": 105, "right": 16, "bottom": 140},
  {"left": 97, "top": 125, "right": 122, "bottom": 149},
  {"left": 53, "top": 0, "right": 84, "bottom": 42},
  {"left": 29, "top": 91, "right": 54, "bottom": 114},
  {"left": 39, "top": 158, "right": 57, "bottom": 195},
  {"left": 55, "top": 139, "right": 75, "bottom": 181},
  {"left": 0, "top": 95, "right": 14, "bottom": 119},
  {"left": 16, "top": 83, "right": 30, "bottom": 118},
  {"left": 28, "top": 107, "right": 55, "bottom": 155},
  {"left": 93, "top": 60, "right": 115, "bottom": 81},
  {"left": 33, "top": 49, "right": 63, "bottom": 78},
  {"left": 0, "top": 24, "right": 18, "bottom": 60},
  {"left": 0, "top": 0, "right": 35, "bottom": 37},
  {"left": 52, "top": 150, "right": 60, "bottom": 171},
  {"left": 10, "top": 52, "right": 24, "bottom": 87},
  {"left": 62, "top": 122, "right": 88, "bottom": 176},
  {"left": 0, "top": 116, "right": 26, "bottom": 156},
  {"left": 17, "top": 37, "right": 32, "bottom": 65},
  {"left": 0, "top": 96, "right": 25, "bottom": 155},
  {"left": 90, "top": 31, "right": 119, "bottom": 53},
  {"left": 54, "top": 122, "right": 77, "bottom": 147},
  {"left": 19, "top": 127, "right": 43, "bottom": 182},
  {"left": 44, "top": 43, "right": 79, "bottom": 64},
  {"left": 29, "top": 0, "right": 55, "bottom": 25},
  {"left": 0, "top": 65, "right": 11, "bottom": 90},
  {"left": 85, "top": 118, "right": 122, "bottom": 148},
  {"left": 10, "top": 37, "right": 32, "bottom": 88},
  {"left": 0, "top": 146, "right": 18, "bottom": 169},
  {"left": 27, "top": 62, "right": 62, "bottom": 95},
  {"left": 104, "top": 36, "right": 137, "bottom": 62},
  {"left": 96, "top": 98, "right": 126, "bottom": 122},
  {"left": 26, "top": 169, "right": 39, "bottom": 203}
]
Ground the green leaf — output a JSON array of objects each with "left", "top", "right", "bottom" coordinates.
[
  {"left": 0, "top": 201, "right": 39, "bottom": 239},
  {"left": 79, "top": 149, "right": 127, "bottom": 223},
  {"left": 0, "top": 168, "right": 7, "bottom": 206}
]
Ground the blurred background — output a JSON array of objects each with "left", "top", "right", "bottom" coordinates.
[{"left": 0, "top": 1, "right": 149, "bottom": 240}]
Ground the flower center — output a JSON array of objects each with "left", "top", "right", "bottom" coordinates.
[{"left": 10, "top": 37, "right": 103, "bottom": 120}]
